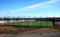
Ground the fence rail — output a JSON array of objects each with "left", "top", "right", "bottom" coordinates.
[{"left": 0, "top": 16, "right": 60, "bottom": 27}]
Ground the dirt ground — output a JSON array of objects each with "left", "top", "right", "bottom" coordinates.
[
  {"left": 0, "top": 22, "right": 60, "bottom": 34},
  {"left": 0, "top": 26, "right": 59, "bottom": 34}
]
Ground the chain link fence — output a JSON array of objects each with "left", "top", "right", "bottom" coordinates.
[{"left": 0, "top": 16, "right": 55, "bottom": 27}]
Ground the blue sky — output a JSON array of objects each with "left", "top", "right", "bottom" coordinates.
[{"left": 0, "top": 0, "right": 60, "bottom": 18}]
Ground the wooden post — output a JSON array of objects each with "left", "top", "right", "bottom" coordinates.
[{"left": 52, "top": 17, "right": 55, "bottom": 27}]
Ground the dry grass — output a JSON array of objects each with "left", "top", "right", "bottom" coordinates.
[
  {"left": 0, "top": 22, "right": 60, "bottom": 34},
  {"left": 0, "top": 26, "right": 59, "bottom": 34},
  {"left": 23, "top": 27, "right": 59, "bottom": 34},
  {"left": 55, "top": 22, "right": 60, "bottom": 30}
]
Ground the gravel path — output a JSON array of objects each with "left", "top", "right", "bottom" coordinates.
[{"left": 0, "top": 32, "right": 60, "bottom": 37}]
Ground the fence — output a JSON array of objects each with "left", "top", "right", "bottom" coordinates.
[{"left": 0, "top": 16, "right": 58, "bottom": 27}]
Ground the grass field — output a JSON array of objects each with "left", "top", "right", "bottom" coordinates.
[{"left": 6, "top": 21, "right": 53, "bottom": 27}]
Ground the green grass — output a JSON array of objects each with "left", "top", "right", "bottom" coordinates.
[{"left": 7, "top": 21, "right": 53, "bottom": 27}]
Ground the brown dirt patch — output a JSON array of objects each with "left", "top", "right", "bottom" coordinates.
[
  {"left": 0, "top": 22, "right": 60, "bottom": 34},
  {"left": 55, "top": 22, "right": 60, "bottom": 30},
  {"left": 0, "top": 26, "right": 59, "bottom": 34}
]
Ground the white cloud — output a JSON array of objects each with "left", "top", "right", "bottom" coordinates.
[{"left": 10, "top": 0, "right": 59, "bottom": 13}]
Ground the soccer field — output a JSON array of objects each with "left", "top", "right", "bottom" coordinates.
[{"left": 6, "top": 21, "right": 53, "bottom": 27}]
